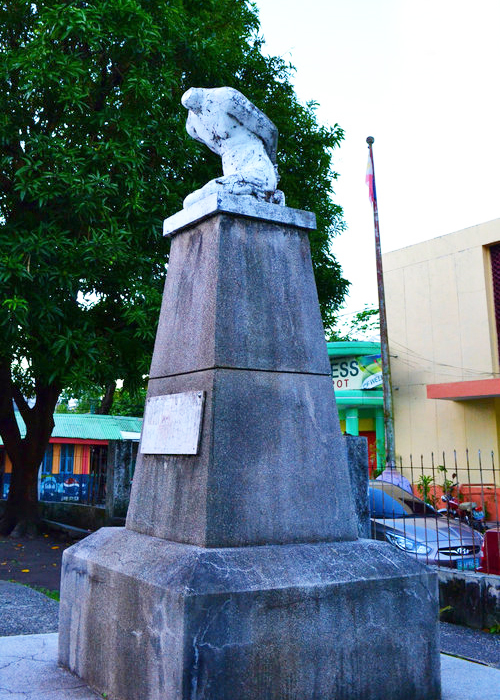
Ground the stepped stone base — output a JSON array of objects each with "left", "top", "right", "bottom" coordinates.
[{"left": 58, "top": 527, "right": 441, "bottom": 700}]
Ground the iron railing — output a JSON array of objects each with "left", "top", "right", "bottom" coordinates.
[{"left": 371, "top": 450, "right": 500, "bottom": 575}]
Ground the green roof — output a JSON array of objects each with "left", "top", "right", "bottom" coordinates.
[
  {"left": 0, "top": 413, "right": 143, "bottom": 444},
  {"left": 326, "top": 340, "right": 381, "bottom": 358}
]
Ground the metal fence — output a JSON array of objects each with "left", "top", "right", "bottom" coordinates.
[
  {"left": 39, "top": 472, "right": 106, "bottom": 507},
  {"left": 0, "top": 444, "right": 108, "bottom": 507},
  {"left": 371, "top": 450, "right": 500, "bottom": 575}
]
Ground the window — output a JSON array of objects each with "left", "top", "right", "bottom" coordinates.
[
  {"left": 490, "top": 244, "right": 500, "bottom": 364},
  {"left": 41, "top": 446, "right": 53, "bottom": 474},
  {"left": 59, "top": 444, "right": 74, "bottom": 474}
]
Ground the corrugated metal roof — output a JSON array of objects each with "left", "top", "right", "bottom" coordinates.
[{"left": 0, "top": 413, "right": 143, "bottom": 444}]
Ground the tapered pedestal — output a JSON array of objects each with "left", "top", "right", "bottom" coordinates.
[{"left": 126, "top": 200, "right": 358, "bottom": 547}]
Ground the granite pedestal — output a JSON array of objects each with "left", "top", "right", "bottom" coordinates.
[
  {"left": 59, "top": 529, "right": 439, "bottom": 700},
  {"left": 59, "top": 196, "right": 441, "bottom": 699}
]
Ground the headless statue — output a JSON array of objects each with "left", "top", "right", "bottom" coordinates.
[{"left": 182, "top": 87, "right": 285, "bottom": 208}]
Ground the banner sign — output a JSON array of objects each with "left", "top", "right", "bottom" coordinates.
[{"left": 331, "top": 354, "right": 383, "bottom": 391}]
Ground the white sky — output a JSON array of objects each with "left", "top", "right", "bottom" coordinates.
[{"left": 255, "top": 0, "right": 500, "bottom": 321}]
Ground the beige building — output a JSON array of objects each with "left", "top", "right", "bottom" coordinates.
[{"left": 383, "top": 218, "right": 500, "bottom": 469}]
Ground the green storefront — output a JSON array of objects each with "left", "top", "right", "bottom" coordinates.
[{"left": 327, "top": 340, "right": 384, "bottom": 474}]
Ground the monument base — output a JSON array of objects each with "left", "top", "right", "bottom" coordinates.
[{"left": 59, "top": 528, "right": 441, "bottom": 700}]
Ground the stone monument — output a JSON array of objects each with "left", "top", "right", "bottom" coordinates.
[{"left": 58, "top": 87, "right": 441, "bottom": 700}]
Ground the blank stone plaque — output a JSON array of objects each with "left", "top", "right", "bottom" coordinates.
[{"left": 140, "top": 391, "right": 205, "bottom": 455}]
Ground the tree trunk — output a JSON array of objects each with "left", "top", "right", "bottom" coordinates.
[
  {"left": 96, "top": 381, "right": 116, "bottom": 415},
  {"left": 0, "top": 362, "right": 60, "bottom": 536},
  {"left": 1, "top": 451, "right": 42, "bottom": 536}
]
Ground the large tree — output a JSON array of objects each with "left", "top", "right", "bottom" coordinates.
[{"left": 0, "top": 0, "right": 348, "bottom": 535}]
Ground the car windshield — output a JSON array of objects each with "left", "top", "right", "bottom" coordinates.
[{"left": 369, "top": 486, "right": 437, "bottom": 519}]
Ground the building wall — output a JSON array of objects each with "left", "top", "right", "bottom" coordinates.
[
  {"left": 328, "top": 341, "right": 384, "bottom": 471},
  {"left": 106, "top": 440, "right": 138, "bottom": 520},
  {"left": 383, "top": 219, "right": 500, "bottom": 461}
]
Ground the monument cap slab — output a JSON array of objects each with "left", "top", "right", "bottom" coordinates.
[{"left": 163, "top": 192, "right": 316, "bottom": 237}]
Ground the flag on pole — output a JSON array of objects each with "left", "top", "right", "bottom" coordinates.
[{"left": 366, "top": 153, "right": 375, "bottom": 205}]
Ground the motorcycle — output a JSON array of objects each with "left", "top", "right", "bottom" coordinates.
[{"left": 437, "top": 479, "right": 488, "bottom": 533}]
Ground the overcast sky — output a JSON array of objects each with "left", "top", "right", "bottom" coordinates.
[{"left": 254, "top": 0, "right": 500, "bottom": 322}]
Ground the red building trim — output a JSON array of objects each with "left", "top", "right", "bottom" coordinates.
[
  {"left": 49, "top": 438, "right": 109, "bottom": 445},
  {"left": 82, "top": 445, "right": 90, "bottom": 475},
  {"left": 427, "top": 378, "right": 500, "bottom": 400}
]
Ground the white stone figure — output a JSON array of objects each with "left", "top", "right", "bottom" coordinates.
[{"left": 181, "top": 87, "right": 285, "bottom": 208}]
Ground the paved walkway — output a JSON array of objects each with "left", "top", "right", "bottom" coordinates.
[
  {"left": 1, "top": 582, "right": 499, "bottom": 699},
  {"left": 440, "top": 620, "right": 500, "bottom": 669},
  {"left": 440, "top": 654, "right": 500, "bottom": 700},
  {"left": 0, "top": 581, "right": 59, "bottom": 637},
  {"left": 0, "top": 633, "right": 100, "bottom": 699},
  {"left": 0, "top": 632, "right": 499, "bottom": 700}
]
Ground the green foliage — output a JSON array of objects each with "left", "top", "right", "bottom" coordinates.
[
  {"left": 0, "top": 0, "right": 347, "bottom": 403},
  {"left": 437, "top": 464, "right": 456, "bottom": 496},
  {"left": 416, "top": 474, "right": 436, "bottom": 507},
  {"left": 57, "top": 384, "right": 146, "bottom": 416},
  {"left": 23, "top": 583, "right": 60, "bottom": 601},
  {"left": 56, "top": 387, "right": 104, "bottom": 414},
  {"left": 328, "top": 305, "right": 380, "bottom": 341},
  {"left": 110, "top": 386, "right": 146, "bottom": 416},
  {"left": 0, "top": 2, "right": 349, "bottom": 532}
]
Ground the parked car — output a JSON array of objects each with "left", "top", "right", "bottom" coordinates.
[
  {"left": 477, "top": 528, "right": 500, "bottom": 575},
  {"left": 369, "top": 480, "right": 482, "bottom": 570}
]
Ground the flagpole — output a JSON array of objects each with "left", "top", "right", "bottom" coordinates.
[{"left": 366, "top": 136, "right": 396, "bottom": 470}]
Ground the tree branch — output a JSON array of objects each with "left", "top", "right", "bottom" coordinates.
[
  {"left": 31, "top": 379, "right": 60, "bottom": 441},
  {"left": 96, "top": 381, "right": 116, "bottom": 414},
  {"left": 11, "top": 383, "right": 32, "bottom": 425},
  {"left": 0, "top": 173, "right": 13, "bottom": 193}
]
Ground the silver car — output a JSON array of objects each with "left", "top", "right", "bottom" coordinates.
[{"left": 369, "top": 480, "right": 482, "bottom": 570}]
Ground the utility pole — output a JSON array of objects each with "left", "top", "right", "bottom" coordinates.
[{"left": 366, "top": 136, "right": 396, "bottom": 469}]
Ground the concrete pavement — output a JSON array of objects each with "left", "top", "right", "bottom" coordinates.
[
  {"left": 440, "top": 620, "right": 500, "bottom": 669},
  {"left": 0, "top": 633, "right": 100, "bottom": 699},
  {"left": 440, "top": 654, "right": 500, "bottom": 700},
  {"left": 0, "top": 632, "right": 499, "bottom": 700},
  {"left": 0, "top": 581, "right": 59, "bottom": 637},
  {"left": 1, "top": 582, "right": 498, "bottom": 699}
]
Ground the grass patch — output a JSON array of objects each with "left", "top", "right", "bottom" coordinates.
[{"left": 23, "top": 583, "right": 60, "bottom": 601}]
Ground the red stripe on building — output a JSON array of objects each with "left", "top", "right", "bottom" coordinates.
[
  {"left": 427, "top": 378, "right": 500, "bottom": 400},
  {"left": 49, "top": 438, "right": 109, "bottom": 445},
  {"left": 82, "top": 445, "right": 90, "bottom": 475}
]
